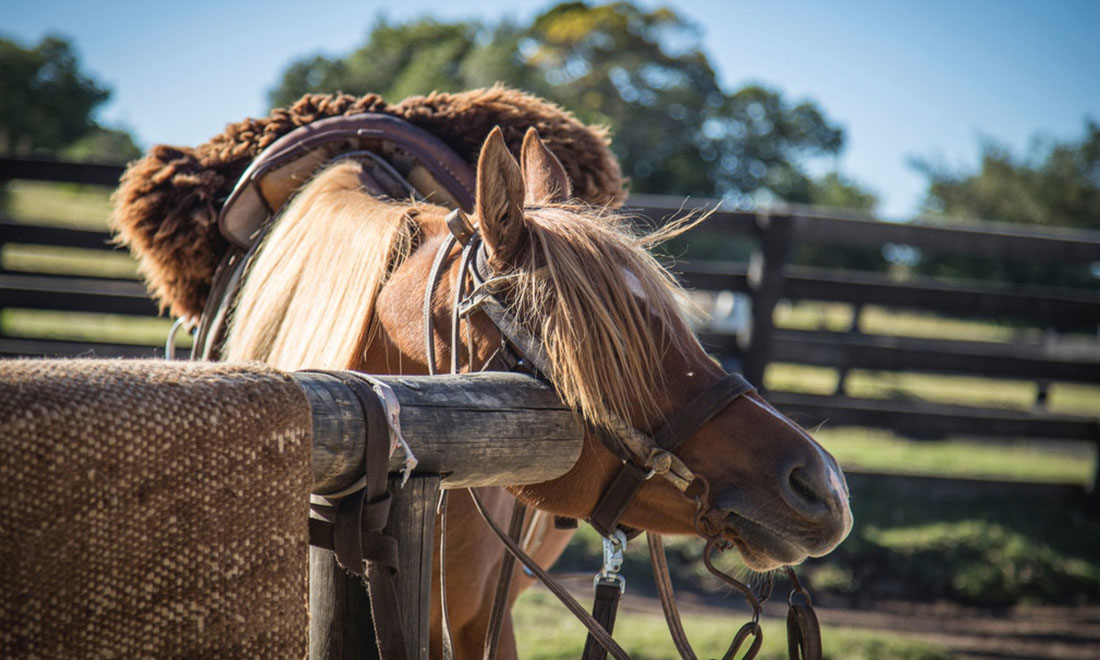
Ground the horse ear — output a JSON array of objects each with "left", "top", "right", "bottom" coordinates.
[
  {"left": 521, "top": 127, "right": 571, "bottom": 204},
  {"left": 475, "top": 127, "right": 529, "bottom": 271}
]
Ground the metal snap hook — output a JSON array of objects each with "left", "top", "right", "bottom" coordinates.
[{"left": 593, "top": 529, "right": 628, "bottom": 594}]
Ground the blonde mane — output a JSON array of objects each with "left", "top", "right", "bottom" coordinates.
[
  {"left": 509, "top": 206, "right": 701, "bottom": 430},
  {"left": 225, "top": 160, "right": 702, "bottom": 428},
  {"left": 224, "top": 160, "right": 415, "bottom": 369}
]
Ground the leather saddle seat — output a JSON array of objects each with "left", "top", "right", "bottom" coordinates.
[{"left": 218, "top": 112, "right": 477, "bottom": 250}]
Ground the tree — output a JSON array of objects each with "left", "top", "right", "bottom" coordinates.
[
  {"left": 62, "top": 127, "right": 141, "bottom": 163},
  {"left": 0, "top": 35, "right": 110, "bottom": 156},
  {"left": 913, "top": 122, "right": 1100, "bottom": 289},
  {"left": 916, "top": 121, "right": 1100, "bottom": 231},
  {"left": 270, "top": 19, "right": 508, "bottom": 107},
  {"left": 269, "top": 2, "right": 863, "bottom": 205},
  {"left": 806, "top": 172, "right": 878, "bottom": 211}
]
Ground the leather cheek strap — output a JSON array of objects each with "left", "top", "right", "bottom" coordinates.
[{"left": 587, "top": 373, "right": 757, "bottom": 537}]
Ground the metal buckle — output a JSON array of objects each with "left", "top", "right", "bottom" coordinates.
[{"left": 593, "top": 529, "right": 628, "bottom": 594}]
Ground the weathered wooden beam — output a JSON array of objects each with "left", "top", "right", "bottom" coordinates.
[{"left": 296, "top": 372, "right": 584, "bottom": 494}]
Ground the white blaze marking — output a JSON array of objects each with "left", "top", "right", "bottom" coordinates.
[{"left": 622, "top": 268, "right": 646, "bottom": 299}]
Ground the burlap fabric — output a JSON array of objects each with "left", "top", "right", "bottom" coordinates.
[{"left": 0, "top": 359, "right": 313, "bottom": 658}]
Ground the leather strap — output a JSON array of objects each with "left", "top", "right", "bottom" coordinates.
[
  {"left": 588, "top": 462, "right": 650, "bottom": 538},
  {"left": 588, "top": 374, "right": 755, "bottom": 538},
  {"left": 466, "top": 489, "right": 631, "bottom": 660},
  {"left": 423, "top": 233, "right": 458, "bottom": 376},
  {"left": 438, "top": 491, "right": 456, "bottom": 660},
  {"left": 651, "top": 374, "right": 756, "bottom": 453},
  {"left": 648, "top": 534, "right": 697, "bottom": 660},
  {"left": 581, "top": 581, "right": 623, "bottom": 660},
  {"left": 482, "top": 498, "right": 527, "bottom": 660},
  {"left": 786, "top": 605, "right": 822, "bottom": 660},
  {"left": 306, "top": 371, "right": 409, "bottom": 660}
]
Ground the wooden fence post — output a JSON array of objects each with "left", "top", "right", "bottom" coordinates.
[
  {"left": 308, "top": 475, "right": 440, "bottom": 660},
  {"left": 743, "top": 211, "right": 793, "bottom": 391},
  {"left": 295, "top": 371, "right": 584, "bottom": 659}
]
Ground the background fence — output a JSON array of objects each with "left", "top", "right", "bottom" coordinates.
[{"left": 3, "top": 157, "right": 1099, "bottom": 493}]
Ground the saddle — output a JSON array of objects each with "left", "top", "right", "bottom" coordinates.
[
  {"left": 192, "top": 112, "right": 477, "bottom": 359},
  {"left": 218, "top": 113, "right": 477, "bottom": 249}
]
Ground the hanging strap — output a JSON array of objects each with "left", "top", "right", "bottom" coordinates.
[
  {"left": 467, "top": 489, "right": 631, "bottom": 660},
  {"left": 647, "top": 534, "right": 697, "bottom": 660},
  {"left": 307, "top": 371, "right": 409, "bottom": 660},
  {"left": 786, "top": 605, "right": 821, "bottom": 660},
  {"left": 784, "top": 568, "right": 823, "bottom": 660},
  {"left": 581, "top": 581, "right": 623, "bottom": 660},
  {"left": 582, "top": 530, "right": 627, "bottom": 660},
  {"left": 482, "top": 498, "right": 528, "bottom": 660},
  {"left": 438, "top": 491, "right": 456, "bottom": 660}
]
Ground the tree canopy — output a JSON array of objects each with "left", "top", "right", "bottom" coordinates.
[
  {"left": 916, "top": 120, "right": 1100, "bottom": 231},
  {"left": 269, "top": 1, "right": 862, "bottom": 207},
  {"left": 0, "top": 35, "right": 111, "bottom": 157}
]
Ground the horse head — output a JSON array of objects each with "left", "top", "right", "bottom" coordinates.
[{"left": 363, "top": 127, "right": 852, "bottom": 571}]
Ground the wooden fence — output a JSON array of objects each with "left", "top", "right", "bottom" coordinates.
[{"left": 3, "top": 158, "right": 1099, "bottom": 486}]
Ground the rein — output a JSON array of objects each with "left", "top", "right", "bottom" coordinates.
[
  {"left": 424, "top": 209, "right": 823, "bottom": 660},
  {"left": 193, "top": 111, "right": 824, "bottom": 658}
]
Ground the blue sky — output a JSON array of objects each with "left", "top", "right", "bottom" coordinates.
[{"left": 3, "top": 0, "right": 1098, "bottom": 218}]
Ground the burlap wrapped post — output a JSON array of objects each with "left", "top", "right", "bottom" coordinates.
[{"left": 0, "top": 359, "right": 313, "bottom": 659}]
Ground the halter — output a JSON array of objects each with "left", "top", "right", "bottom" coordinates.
[
  {"left": 422, "top": 208, "right": 822, "bottom": 660},
  {"left": 194, "top": 112, "right": 822, "bottom": 659}
]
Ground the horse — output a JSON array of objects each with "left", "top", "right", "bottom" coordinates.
[{"left": 216, "top": 124, "right": 852, "bottom": 659}]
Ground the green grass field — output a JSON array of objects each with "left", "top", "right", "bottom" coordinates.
[{"left": 513, "top": 590, "right": 951, "bottom": 660}]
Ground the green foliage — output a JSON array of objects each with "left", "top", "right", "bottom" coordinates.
[
  {"left": 912, "top": 121, "right": 1100, "bottom": 289},
  {"left": 0, "top": 35, "right": 109, "bottom": 155},
  {"left": 819, "top": 476, "right": 1100, "bottom": 607},
  {"left": 806, "top": 172, "right": 878, "bottom": 211},
  {"left": 917, "top": 120, "right": 1100, "bottom": 230},
  {"left": 269, "top": 2, "right": 864, "bottom": 205},
  {"left": 61, "top": 126, "right": 141, "bottom": 163},
  {"left": 269, "top": 18, "right": 508, "bottom": 105}
]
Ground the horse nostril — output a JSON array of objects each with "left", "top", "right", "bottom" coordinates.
[{"left": 784, "top": 465, "right": 834, "bottom": 520}]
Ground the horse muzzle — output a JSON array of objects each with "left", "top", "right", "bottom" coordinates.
[{"left": 714, "top": 454, "right": 854, "bottom": 570}]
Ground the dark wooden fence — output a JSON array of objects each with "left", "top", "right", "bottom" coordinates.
[
  {"left": 628, "top": 196, "right": 1100, "bottom": 454},
  {"left": 3, "top": 158, "right": 1099, "bottom": 480}
]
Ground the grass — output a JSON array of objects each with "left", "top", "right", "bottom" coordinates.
[
  {"left": 813, "top": 427, "right": 1095, "bottom": 485},
  {"left": 765, "top": 362, "right": 1100, "bottom": 416},
  {"left": 3, "top": 244, "right": 138, "bottom": 278},
  {"left": 0, "top": 309, "right": 189, "bottom": 349},
  {"left": 3, "top": 180, "right": 114, "bottom": 228},
  {"left": 513, "top": 589, "right": 952, "bottom": 660},
  {"left": 823, "top": 475, "right": 1100, "bottom": 607}
]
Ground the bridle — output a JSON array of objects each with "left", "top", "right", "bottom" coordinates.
[
  {"left": 189, "top": 110, "right": 823, "bottom": 660},
  {"left": 423, "top": 208, "right": 822, "bottom": 660}
]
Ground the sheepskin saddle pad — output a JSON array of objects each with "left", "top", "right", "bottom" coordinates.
[
  {"left": 0, "top": 359, "right": 313, "bottom": 658},
  {"left": 111, "top": 87, "right": 625, "bottom": 322}
]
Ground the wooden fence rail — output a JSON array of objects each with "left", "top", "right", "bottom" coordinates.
[{"left": 3, "top": 158, "right": 1099, "bottom": 478}]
